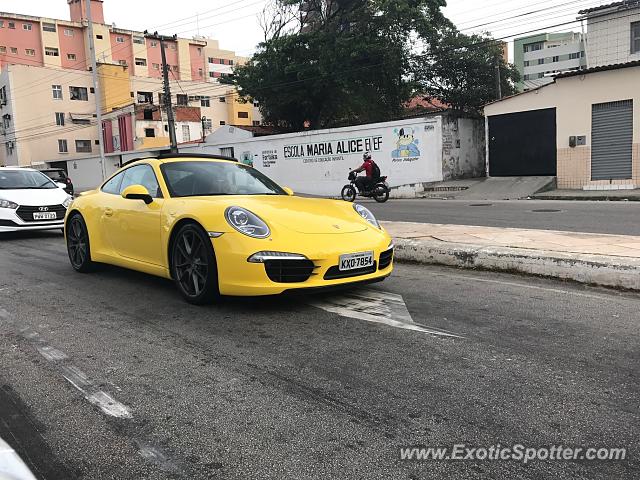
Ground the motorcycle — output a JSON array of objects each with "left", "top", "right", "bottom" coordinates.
[{"left": 341, "top": 171, "right": 390, "bottom": 203}]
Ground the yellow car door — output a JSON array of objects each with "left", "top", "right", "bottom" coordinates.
[{"left": 105, "top": 164, "right": 164, "bottom": 266}]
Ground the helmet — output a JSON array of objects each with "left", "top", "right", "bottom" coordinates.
[{"left": 363, "top": 152, "right": 372, "bottom": 160}]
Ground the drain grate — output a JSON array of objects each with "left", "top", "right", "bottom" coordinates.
[
  {"left": 469, "top": 203, "right": 493, "bottom": 207},
  {"left": 531, "top": 209, "right": 562, "bottom": 213}
]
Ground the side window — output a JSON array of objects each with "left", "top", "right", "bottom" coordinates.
[
  {"left": 102, "top": 171, "right": 124, "bottom": 194},
  {"left": 119, "top": 164, "right": 162, "bottom": 198}
]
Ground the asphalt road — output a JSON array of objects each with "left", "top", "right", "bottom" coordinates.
[
  {"left": 364, "top": 199, "right": 640, "bottom": 236},
  {"left": 0, "top": 231, "right": 638, "bottom": 479}
]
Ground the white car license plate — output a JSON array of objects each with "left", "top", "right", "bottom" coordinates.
[
  {"left": 33, "top": 212, "right": 57, "bottom": 220},
  {"left": 339, "top": 251, "right": 374, "bottom": 271}
]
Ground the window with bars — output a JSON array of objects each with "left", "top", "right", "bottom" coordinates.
[
  {"left": 55, "top": 112, "right": 65, "bottom": 126},
  {"left": 43, "top": 23, "right": 56, "bottom": 32},
  {"left": 632, "top": 22, "right": 640, "bottom": 54},
  {"left": 58, "top": 139, "right": 68, "bottom": 153},
  {"left": 75, "top": 140, "right": 92, "bottom": 153}
]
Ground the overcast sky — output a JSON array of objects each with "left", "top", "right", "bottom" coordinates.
[{"left": 2, "top": 0, "right": 610, "bottom": 58}]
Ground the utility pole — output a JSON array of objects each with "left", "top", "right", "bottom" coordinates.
[
  {"left": 86, "top": 0, "right": 106, "bottom": 179},
  {"left": 494, "top": 54, "right": 503, "bottom": 100},
  {"left": 201, "top": 116, "right": 207, "bottom": 142},
  {"left": 145, "top": 31, "right": 178, "bottom": 153}
]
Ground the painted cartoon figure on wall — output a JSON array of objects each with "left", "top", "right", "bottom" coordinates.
[
  {"left": 391, "top": 127, "right": 421, "bottom": 158},
  {"left": 240, "top": 151, "right": 254, "bottom": 167}
]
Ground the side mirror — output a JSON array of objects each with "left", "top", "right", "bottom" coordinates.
[
  {"left": 283, "top": 186, "right": 294, "bottom": 196},
  {"left": 121, "top": 184, "right": 153, "bottom": 204}
]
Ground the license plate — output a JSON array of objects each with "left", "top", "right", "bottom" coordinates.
[
  {"left": 339, "top": 251, "right": 374, "bottom": 271},
  {"left": 33, "top": 212, "right": 57, "bottom": 220}
]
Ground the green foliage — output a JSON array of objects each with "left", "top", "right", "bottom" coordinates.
[
  {"left": 225, "top": 0, "right": 519, "bottom": 130},
  {"left": 415, "top": 30, "right": 520, "bottom": 112}
]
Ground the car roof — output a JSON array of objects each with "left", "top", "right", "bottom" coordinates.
[
  {"left": 0, "top": 166, "right": 37, "bottom": 172},
  {"left": 121, "top": 153, "right": 238, "bottom": 168}
]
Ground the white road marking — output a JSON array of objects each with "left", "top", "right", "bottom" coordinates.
[
  {"left": 36, "top": 345, "right": 68, "bottom": 362},
  {"left": 0, "top": 311, "right": 178, "bottom": 472},
  {"left": 311, "top": 288, "right": 462, "bottom": 338},
  {"left": 136, "top": 441, "right": 181, "bottom": 474}
]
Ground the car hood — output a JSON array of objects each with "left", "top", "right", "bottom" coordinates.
[
  {"left": 0, "top": 187, "right": 69, "bottom": 206},
  {"left": 189, "top": 195, "right": 370, "bottom": 234}
]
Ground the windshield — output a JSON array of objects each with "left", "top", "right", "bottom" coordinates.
[
  {"left": 43, "top": 170, "right": 67, "bottom": 182},
  {"left": 0, "top": 170, "right": 58, "bottom": 190},
  {"left": 160, "top": 161, "right": 286, "bottom": 197}
]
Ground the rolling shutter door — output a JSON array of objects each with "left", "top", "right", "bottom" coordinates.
[{"left": 591, "top": 100, "right": 633, "bottom": 180}]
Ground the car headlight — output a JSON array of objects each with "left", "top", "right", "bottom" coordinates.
[
  {"left": 225, "top": 206, "right": 270, "bottom": 238},
  {"left": 0, "top": 198, "right": 18, "bottom": 209},
  {"left": 353, "top": 203, "right": 380, "bottom": 228},
  {"left": 62, "top": 196, "right": 73, "bottom": 209}
]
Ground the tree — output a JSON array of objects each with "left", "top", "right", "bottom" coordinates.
[
  {"left": 224, "top": 0, "right": 449, "bottom": 131},
  {"left": 413, "top": 30, "right": 520, "bottom": 113},
  {"left": 225, "top": 1, "right": 519, "bottom": 129}
]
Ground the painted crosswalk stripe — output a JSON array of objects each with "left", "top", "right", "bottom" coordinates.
[{"left": 311, "top": 288, "right": 463, "bottom": 337}]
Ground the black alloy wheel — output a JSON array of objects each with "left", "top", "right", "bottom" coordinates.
[
  {"left": 66, "top": 214, "right": 95, "bottom": 272},
  {"left": 171, "top": 223, "right": 219, "bottom": 305}
]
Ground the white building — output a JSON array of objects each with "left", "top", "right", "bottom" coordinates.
[
  {"left": 514, "top": 32, "right": 586, "bottom": 91},
  {"left": 579, "top": 0, "right": 640, "bottom": 68}
]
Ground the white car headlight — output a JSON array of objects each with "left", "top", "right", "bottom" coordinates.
[
  {"left": 0, "top": 198, "right": 18, "bottom": 209},
  {"left": 353, "top": 203, "right": 380, "bottom": 228},
  {"left": 62, "top": 196, "right": 73, "bottom": 209},
  {"left": 225, "top": 206, "right": 270, "bottom": 238}
]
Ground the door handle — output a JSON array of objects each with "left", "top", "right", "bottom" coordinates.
[{"left": 104, "top": 207, "right": 114, "bottom": 217}]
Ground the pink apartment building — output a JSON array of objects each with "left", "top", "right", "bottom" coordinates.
[{"left": 0, "top": 0, "right": 260, "bottom": 167}]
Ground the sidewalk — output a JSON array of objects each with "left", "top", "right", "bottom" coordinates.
[
  {"left": 532, "top": 189, "right": 640, "bottom": 201},
  {"left": 384, "top": 221, "right": 640, "bottom": 291}
]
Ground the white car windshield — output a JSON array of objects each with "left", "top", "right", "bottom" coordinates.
[
  {"left": 0, "top": 170, "right": 58, "bottom": 190},
  {"left": 160, "top": 161, "right": 286, "bottom": 197}
]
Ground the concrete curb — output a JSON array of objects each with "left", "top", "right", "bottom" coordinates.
[
  {"left": 393, "top": 238, "right": 640, "bottom": 291},
  {"left": 531, "top": 195, "right": 640, "bottom": 201}
]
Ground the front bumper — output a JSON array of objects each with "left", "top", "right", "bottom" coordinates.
[
  {"left": 0, "top": 209, "right": 65, "bottom": 232},
  {"left": 213, "top": 229, "right": 393, "bottom": 296}
]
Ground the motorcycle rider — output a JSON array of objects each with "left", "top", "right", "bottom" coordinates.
[{"left": 351, "top": 152, "right": 379, "bottom": 193}]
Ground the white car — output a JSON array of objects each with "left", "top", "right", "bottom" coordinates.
[{"left": 0, "top": 167, "right": 73, "bottom": 232}]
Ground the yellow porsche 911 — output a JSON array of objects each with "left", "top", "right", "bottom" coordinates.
[{"left": 65, "top": 154, "right": 394, "bottom": 304}]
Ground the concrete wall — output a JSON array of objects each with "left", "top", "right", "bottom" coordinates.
[
  {"left": 182, "top": 115, "right": 483, "bottom": 196},
  {"left": 484, "top": 65, "right": 640, "bottom": 189},
  {"left": 441, "top": 115, "right": 485, "bottom": 180},
  {"left": 64, "top": 154, "right": 119, "bottom": 192}
]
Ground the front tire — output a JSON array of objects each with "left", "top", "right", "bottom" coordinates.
[
  {"left": 66, "top": 213, "right": 95, "bottom": 272},
  {"left": 341, "top": 185, "right": 356, "bottom": 202},
  {"left": 170, "top": 223, "right": 219, "bottom": 305},
  {"left": 373, "top": 184, "right": 390, "bottom": 203}
]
